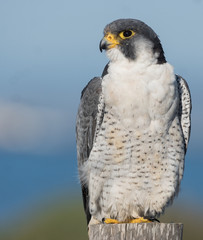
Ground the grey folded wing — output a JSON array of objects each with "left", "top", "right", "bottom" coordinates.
[
  {"left": 176, "top": 75, "right": 192, "bottom": 152},
  {"left": 76, "top": 77, "right": 104, "bottom": 224}
]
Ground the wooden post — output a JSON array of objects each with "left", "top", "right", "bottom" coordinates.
[{"left": 89, "top": 223, "right": 183, "bottom": 240}]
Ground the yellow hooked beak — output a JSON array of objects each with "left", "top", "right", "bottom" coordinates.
[{"left": 99, "top": 33, "right": 120, "bottom": 52}]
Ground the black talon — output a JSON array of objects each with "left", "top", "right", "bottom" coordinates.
[{"left": 145, "top": 217, "right": 160, "bottom": 222}]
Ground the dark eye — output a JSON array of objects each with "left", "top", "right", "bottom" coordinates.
[
  {"left": 119, "top": 30, "right": 135, "bottom": 39},
  {"left": 123, "top": 30, "right": 133, "bottom": 38}
]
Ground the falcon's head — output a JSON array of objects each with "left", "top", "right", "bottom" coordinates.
[{"left": 100, "top": 19, "right": 166, "bottom": 64}]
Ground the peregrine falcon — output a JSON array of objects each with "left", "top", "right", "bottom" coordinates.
[{"left": 76, "top": 19, "right": 191, "bottom": 225}]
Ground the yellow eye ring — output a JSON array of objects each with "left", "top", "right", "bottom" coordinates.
[{"left": 119, "top": 30, "right": 135, "bottom": 39}]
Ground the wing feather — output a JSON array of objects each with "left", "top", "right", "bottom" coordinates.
[
  {"left": 76, "top": 77, "right": 103, "bottom": 224},
  {"left": 176, "top": 75, "right": 192, "bottom": 152}
]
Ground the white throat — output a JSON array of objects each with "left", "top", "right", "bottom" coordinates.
[{"left": 102, "top": 53, "right": 176, "bottom": 133}]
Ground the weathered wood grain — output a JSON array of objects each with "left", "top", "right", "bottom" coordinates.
[{"left": 89, "top": 223, "right": 183, "bottom": 240}]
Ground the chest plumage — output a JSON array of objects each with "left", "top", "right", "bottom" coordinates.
[{"left": 103, "top": 59, "right": 178, "bottom": 132}]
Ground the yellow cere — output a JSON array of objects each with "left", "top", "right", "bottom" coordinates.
[{"left": 104, "top": 33, "right": 120, "bottom": 49}]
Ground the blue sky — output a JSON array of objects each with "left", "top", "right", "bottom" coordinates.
[{"left": 0, "top": 0, "right": 203, "bottom": 223}]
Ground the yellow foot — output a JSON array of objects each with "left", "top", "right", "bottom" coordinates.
[
  {"left": 129, "top": 217, "right": 152, "bottom": 223},
  {"left": 104, "top": 218, "right": 121, "bottom": 224}
]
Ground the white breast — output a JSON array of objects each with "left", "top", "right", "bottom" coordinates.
[{"left": 102, "top": 57, "right": 177, "bottom": 133}]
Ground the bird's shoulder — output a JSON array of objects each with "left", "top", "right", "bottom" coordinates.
[{"left": 79, "top": 77, "right": 102, "bottom": 115}]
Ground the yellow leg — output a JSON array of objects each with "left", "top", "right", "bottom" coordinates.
[
  {"left": 104, "top": 217, "right": 155, "bottom": 224},
  {"left": 129, "top": 217, "right": 152, "bottom": 223},
  {"left": 104, "top": 218, "right": 121, "bottom": 224}
]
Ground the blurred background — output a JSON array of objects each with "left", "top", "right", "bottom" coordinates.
[{"left": 0, "top": 0, "right": 202, "bottom": 239}]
